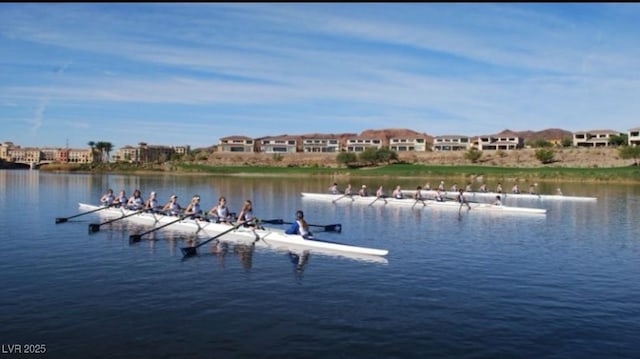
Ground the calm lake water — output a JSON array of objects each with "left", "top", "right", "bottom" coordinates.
[{"left": 1, "top": 170, "right": 639, "bottom": 359}]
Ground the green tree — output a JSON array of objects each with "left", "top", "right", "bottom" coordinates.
[
  {"left": 618, "top": 145, "right": 640, "bottom": 166},
  {"left": 534, "top": 148, "right": 555, "bottom": 164},
  {"left": 336, "top": 152, "right": 357, "bottom": 167},
  {"left": 609, "top": 134, "right": 628, "bottom": 146},
  {"left": 533, "top": 139, "right": 552, "bottom": 148},
  {"left": 102, "top": 142, "right": 113, "bottom": 162},
  {"left": 463, "top": 148, "right": 482, "bottom": 163},
  {"left": 94, "top": 141, "right": 114, "bottom": 162},
  {"left": 358, "top": 148, "right": 379, "bottom": 165},
  {"left": 561, "top": 138, "right": 573, "bottom": 147},
  {"left": 375, "top": 147, "right": 398, "bottom": 164}
]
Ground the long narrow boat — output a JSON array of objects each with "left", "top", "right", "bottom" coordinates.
[
  {"left": 400, "top": 189, "right": 596, "bottom": 202},
  {"left": 301, "top": 193, "right": 547, "bottom": 215},
  {"left": 78, "top": 203, "right": 389, "bottom": 260}
]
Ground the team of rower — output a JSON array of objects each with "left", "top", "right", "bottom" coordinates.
[
  {"left": 323, "top": 180, "right": 565, "bottom": 207},
  {"left": 98, "top": 188, "right": 309, "bottom": 236}
]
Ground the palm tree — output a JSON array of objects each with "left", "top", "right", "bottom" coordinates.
[
  {"left": 87, "top": 141, "right": 96, "bottom": 163},
  {"left": 95, "top": 142, "right": 105, "bottom": 163},
  {"left": 102, "top": 142, "right": 113, "bottom": 162}
]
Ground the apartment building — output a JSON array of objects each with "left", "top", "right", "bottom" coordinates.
[
  {"left": 477, "top": 131, "right": 523, "bottom": 151},
  {"left": 301, "top": 136, "right": 340, "bottom": 153},
  {"left": 257, "top": 135, "right": 298, "bottom": 153},
  {"left": 389, "top": 136, "right": 428, "bottom": 152},
  {"left": 432, "top": 135, "right": 471, "bottom": 151},
  {"left": 573, "top": 129, "right": 621, "bottom": 147},
  {"left": 218, "top": 136, "right": 255, "bottom": 153},
  {"left": 345, "top": 136, "right": 383, "bottom": 152}
]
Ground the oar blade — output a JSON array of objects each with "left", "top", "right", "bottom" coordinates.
[
  {"left": 88, "top": 223, "right": 101, "bottom": 233},
  {"left": 129, "top": 234, "right": 142, "bottom": 243},
  {"left": 181, "top": 247, "right": 197, "bottom": 257},
  {"left": 325, "top": 224, "right": 342, "bottom": 233},
  {"left": 55, "top": 217, "right": 67, "bottom": 224}
]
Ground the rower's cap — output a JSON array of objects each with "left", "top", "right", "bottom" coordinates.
[
  {"left": 150, "top": 191, "right": 156, "bottom": 196},
  {"left": 171, "top": 195, "right": 177, "bottom": 199},
  {"left": 362, "top": 185, "right": 366, "bottom": 188}
]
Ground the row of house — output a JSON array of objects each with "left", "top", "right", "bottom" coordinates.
[
  {"left": 218, "top": 128, "right": 640, "bottom": 154},
  {"left": 3, "top": 128, "right": 638, "bottom": 165}
]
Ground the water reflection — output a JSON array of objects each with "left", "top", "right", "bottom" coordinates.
[{"left": 289, "top": 250, "right": 310, "bottom": 280}]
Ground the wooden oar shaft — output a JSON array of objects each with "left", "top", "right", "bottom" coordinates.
[
  {"left": 181, "top": 222, "right": 243, "bottom": 257},
  {"left": 129, "top": 216, "right": 184, "bottom": 242},
  {"left": 88, "top": 208, "right": 145, "bottom": 233},
  {"left": 56, "top": 205, "right": 111, "bottom": 223}
]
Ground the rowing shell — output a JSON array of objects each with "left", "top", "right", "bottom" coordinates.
[
  {"left": 301, "top": 193, "right": 547, "bottom": 215},
  {"left": 78, "top": 203, "right": 389, "bottom": 260},
  {"left": 400, "top": 189, "right": 596, "bottom": 202}
]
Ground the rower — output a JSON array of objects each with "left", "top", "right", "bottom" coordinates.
[
  {"left": 413, "top": 186, "right": 423, "bottom": 201},
  {"left": 237, "top": 199, "right": 261, "bottom": 229},
  {"left": 100, "top": 189, "right": 115, "bottom": 206},
  {"left": 208, "top": 196, "right": 233, "bottom": 224},
  {"left": 358, "top": 185, "right": 368, "bottom": 197},
  {"left": 493, "top": 195, "right": 502, "bottom": 206},
  {"left": 328, "top": 182, "right": 338, "bottom": 194},
  {"left": 184, "top": 195, "right": 203, "bottom": 219},
  {"left": 392, "top": 185, "right": 403, "bottom": 199},
  {"left": 285, "top": 210, "right": 312, "bottom": 239},
  {"left": 457, "top": 188, "right": 471, "bottom": 210},
  {"left": 512, "top": 183, "right": 520, "bottom": 194},
  {"left": 127, "top": 189, "right": 145, "bottom": 210},
  {"left": 113, "top": 190, "right": 127, "bottom": 208},
  {"left": 434, "top": 189, "right": 445, "bottom": 202},
  {"left": 144, "top": 191, "right": 162, "bottom": 212},
  {"left": 162, "top": 194, "right": 182, "bottom": 216}
]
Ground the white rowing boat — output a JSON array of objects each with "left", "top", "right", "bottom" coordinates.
[
  {"left": 78, "top": 203, "right": 389, "bottom": 260},
  {"left": 301, "top": 193, "right": 547, "bottom": 215},
  {"left": 400, "top": 189, "right": 596, "bottom": 202}
]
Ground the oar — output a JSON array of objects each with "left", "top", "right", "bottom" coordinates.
[
  {"left": 369, "top": 196, "right": 388, "bottom": 206},
  {"left": 181, "top": 222, "right": 244, "bottom": 257},
  {"left": 259, "top": 218, "right": 341, "bottom": 233},
  {"left": 129, "top": 215, "right": 185, "bottom": 243},
  {"left": 88, "top": 208, "right": 146, "bottom": 233},
  {"left": 258, "top": 219, "right": 285, "bottom": 225},
  {"left": 411, "top": 198, "right": 427, "bottom": 209},
  {"left": 331, "top": 194, "right": 353, "bottom": 203},
  {"left": 282, "top": 221, "right": 342, "bottom": 233},
  {"left": 56, "top": 205, "right": 112, "bottom": 224}
]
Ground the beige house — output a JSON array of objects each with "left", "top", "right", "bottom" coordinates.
[
  {"left": 433, "top": 135, "right": 471, "bottom": 151},
  {"left": 218, "top": 136, "right": 255, "bottom": 153},
  {"left": 477, "top": 130, "right": 523, "bottom": 151},
  {"left": 345, "top": 136, "right": 383, "bottom": 152},
  {"left": 302, "top": 136, "right": 340, "bottom": 153},
  {"left": 628, "top": 127, "right": 640, "bottom": 146},
  {"left": 257, "top": 135, "right": 298, "bottom": 153},
  {"left": 573, "top": 129, "right": 621, "bottom": 147},
  {"left": 389, "top": 136, "right": 428, "bottom": 152}
]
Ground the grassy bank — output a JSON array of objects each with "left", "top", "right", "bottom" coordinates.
[{"left": 39, "top": 162, "right": 640, "bottom": 183}]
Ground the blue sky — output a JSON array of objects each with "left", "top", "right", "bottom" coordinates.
[{"left": 1, "top": 3, "right": 639, "bottom": 149}]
